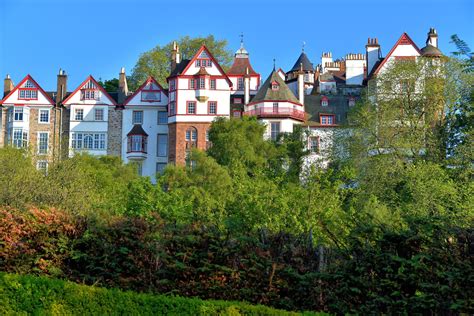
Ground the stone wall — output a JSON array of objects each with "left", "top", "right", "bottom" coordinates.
[{"left": 107, "top": 107, "right": 123, "bottom": 156}]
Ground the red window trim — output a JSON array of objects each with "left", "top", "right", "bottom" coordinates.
[
  {"left": 189, "top": 78, "right": 196, "bottom": 90},
  {"left": 319, "top": 114, "right": 336, "bottom": 125},
  {"left": 207, "top": 101, "right": 217, "bottom": 115},
  {"left": 195, "top": 58, "right": 212, "bottom": 68},
  {"left": 210, "top": 79, "right": 217, "bottom": 90},
  {"left": 308, "top": 136, "right": 320, "bottom": 153},
  {"left": 18, "top": 88, "right": 39, "bottom": 100},
  {"left": 186, "top": 101, "right": 197, "bottom": 115},
  {"left": 140, "top": 90, "right": 161, "bottom": 102}
]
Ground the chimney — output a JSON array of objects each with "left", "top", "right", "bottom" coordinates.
[
  {"left": 321, "top": 52, "right": 333, "bottom": 74},
  {"left": 427, "top": 27, "right": 438, "bottom": 48},
  {"left": 3, "top": 74, "right": 14, "bottom": 97},
  {"left": 244, "top": 67, "right": 250, "bottom": 105},
  {"left": 118, "top": 67, "right": 128, "bottom": 104},
  {"left": 366, "top": 38, "right": 381, "bottom": 76},
  {"left": 56, "top": 69, "right": 68, "bottom": 105},
  {"left": 170, "top": 41, "right": 181, "bottom": 73},
  {"left": 297, "top": 63, "right": 305, "bottom": 106}
]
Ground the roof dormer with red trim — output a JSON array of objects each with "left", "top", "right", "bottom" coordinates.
[
  {"left": 0, "top": 74, "right": 55, "bottom": 106},
  {"left": 62, "top": 75, "right": 117, "bottom": 106},
  {"left": 124, "top": 76, "right": 168, "bottom": 107}
]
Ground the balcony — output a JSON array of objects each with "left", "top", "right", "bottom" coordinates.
[
  {"left": 245, "top": 107, "right": 305, "bottom": 121},
  {"left": 126, "top": 150, "right": 147, "bottom": 160},
  {"left": 195, "top": 89, "right": 208, "bottom": 103}
]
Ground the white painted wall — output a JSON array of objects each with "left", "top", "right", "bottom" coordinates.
[{"left": 346, "top": 58, "right": 366, "bottom": 85}]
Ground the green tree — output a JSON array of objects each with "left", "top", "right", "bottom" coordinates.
[
  {"left": 130, "top": 35, "right": 233, "bottom": 90},
  {"left": 98, "top": 78, "right": 120, "bottom": 93}
]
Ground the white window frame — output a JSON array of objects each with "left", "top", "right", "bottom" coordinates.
[
  {"left": 75, "top": 108, "right": 84, "bottom": 121},
  {"left": 38, "top": 109, "right": 50, "bottom": 124},
  {"left": 157, "top": 111, "right": 167, "bottom": 124},
  {"left": 94, "top": 108, "right": 104, "bottom": 121},
  {"left": 132, "top": 110, "right": 143, "bottom": 125},
  {"left": 37, "top": 132, "right": 49, "bottom": 154},
  {"left": 37, "top": 160, "right": 48, "bottom": 172},
  {"left": 157, "top": 134, "right": 168, "bottom": 157}
]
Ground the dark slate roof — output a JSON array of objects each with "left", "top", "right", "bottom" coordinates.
[
  {"left": 170, "top": 59, "right": 191, "bottom": 76},
  {"left": 289, "top": 52, "right": 314, "bottom": 72},
  {"left": 108, "top": 92, "right": 119, "bottom": 103},
  {"left": 304, "top": 94, "right": 355, "bottom": 127},
  {"left": 251, "top": 70, "right": 301, "bottom": 104},
  {"left": 127, "top": 124, "right": 149, "bottom": 136},
  {"left": 420, "top": 44, "right": 443, "bottom": 57},
  {"left": 227, "top": 57, "right": 258, "bottom": 75}
]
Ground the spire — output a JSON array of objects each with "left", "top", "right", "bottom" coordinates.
[{"left": 235, "top": 33, "right": 249, "bottom": 58}]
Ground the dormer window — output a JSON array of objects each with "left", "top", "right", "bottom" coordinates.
[
  {"left": 80, "top": 80, "right": 99, "bottom": 100},
  {"left": 18, "top": 80, "right": 38, "bottom": 100},
  {"left": 271, "top": 81, "right": 279, "bottom": 91},
  {"left": 141, "top": 81, "right": 161, "bottom": 101},
  {"left": 320, "top": 114, "right": 335, "bottom": 125},
  {"left": 321, "top": 96, "right": 329, "bottom": 107}
]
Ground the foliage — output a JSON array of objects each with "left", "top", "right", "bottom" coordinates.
[
  {"left": 0, "top": 272, "right": 320, "bottom": 315},
  {"left": 98, "top": 78, "right": 120, "bottom": 93},
  {"left": 130, "top": 35, "right": 233, "bottom": 90}
]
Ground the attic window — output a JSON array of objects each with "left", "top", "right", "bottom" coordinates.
[
  {"left": 18, "top": 80, "right": 38, "bottom": 100},
  {"left": 141, "top": 81, "right": 161, "bottom": 101},
  {"left": 321, "top": 96, "right": 329, "bottom": 107},
  {"left": 320, "top": 114, "right": 335, "bottom": 125},
  {"left": 271, "top": 81, "right": 279, "bottom": 91},
  {"left": 80, "top": 80, "right": 99, "bottom": 100}
]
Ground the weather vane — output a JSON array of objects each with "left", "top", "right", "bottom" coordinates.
[
  {"left": 273, "top": 58, "right": 276, "bottom": 70},
  {"left": 302, "top": 41, "right": 306, "bottom": 52}
]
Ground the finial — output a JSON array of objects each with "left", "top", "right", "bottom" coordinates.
[
  {"left": 6, "top": 74, "right": 10, "bottom": 79},
  {"left": 120, "top": 67, "right": 125, "bottom": 74},
  {"left": 240, "top": 32, "right": 244, "bottom": 47},
  {"left": 273, "top": 58, "right": 276, "bottom": 71},
  {"left": 302, "top": 41, "right": 306, "bottom": 52}
]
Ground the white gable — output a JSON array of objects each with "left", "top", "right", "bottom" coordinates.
[
  {"left": 1, "top": 76, "right": 54, "bottom": 106},
  {"left": 183, "top": 48, "right": 227, "bottom": 77},
  {"left": 63, "top": 78, "right": 115, "bottom": 106}
]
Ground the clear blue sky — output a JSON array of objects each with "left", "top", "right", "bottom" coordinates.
[{"left": 0, "top": 0, "right": 472, "bottom": 91}]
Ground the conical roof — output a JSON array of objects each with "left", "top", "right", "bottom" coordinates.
[
  {"left": 290, "top": 52, "right": 314, "bottom": 72},
  {"left": 251, "top": 69, "right": 301, "bottom": 104},
  {"left": 420, "top": 44, "right": 443, "bottom": 57}
]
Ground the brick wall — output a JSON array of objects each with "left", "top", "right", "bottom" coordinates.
[{"left": 168, "top": 122, "right": 211, "bottom": 165}]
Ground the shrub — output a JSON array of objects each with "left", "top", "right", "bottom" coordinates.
[{"left": 0, "top": 272, "right": 322, "bottom": 315}]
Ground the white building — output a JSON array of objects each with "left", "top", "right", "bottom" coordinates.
[
  {"left": 121, "top": 76, "right": 169, "bottom": 179},
  {"left": 62, "top": 75, "right": 117, "bottom": 157}
]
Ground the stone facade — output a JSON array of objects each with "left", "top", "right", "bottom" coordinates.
[{"left": 107, "top": 107, "right": 123, "bottom": 156}]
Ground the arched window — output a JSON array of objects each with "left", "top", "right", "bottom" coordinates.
[
  {"left": 185, "top": 127, "right": 198, "bottom": 142},
  {"left": 83, "top": 135, "right": 94, "bottom": 149}
]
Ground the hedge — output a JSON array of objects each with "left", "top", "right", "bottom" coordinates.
[{"left": 0, "top": 273, "right": 323, "bottom": 315}]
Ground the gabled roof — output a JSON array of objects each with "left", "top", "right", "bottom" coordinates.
[
  {"left": 372, "top": 33, "right": 422, "bottom": 76},
  {"left": 249, "top": 69, "right": 301, "bottom": 105},
  {"left": 124, "top": 76, "right": 167, "bottom": 106},
  {"left": 62, "top": 75, "right": 117, "bottom": 105},
  {"left": 289, "top": 52, "right": 314, "bottom": 73},
  {"left": 178, "top": 45, "right": 232, "bottom": 86},
  {"left": 0, "top": 74, "right": 55, "bottom": 105},
  {"left": 170, "top": 59, "right": 191, "bottom": 76}
]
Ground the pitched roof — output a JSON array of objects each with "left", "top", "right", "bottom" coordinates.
[
  {"left": 62, "top": 75, "right": 117, "bottom": 105},
  {"left": 289, "top": 52, "right": 314, "bottom": 72},
  {"left": 0, "top": 74, "right": 55, "bottom": 105},
  {"left": 249, "top": 70, "right": 301, "bottom": 105},
  {"left": 304, "top": 94, "right": 354, "bottom": 127},
  {"left": 170, "top": 59, "right": 190, "bottom": 76},
  {"left": 372, "top": 33, "right": 421, "bottom": 76},
  {"left": 227, "top": 57, "right": 258, "bottom": 75},
  {"left": 124, "top": 76, "right": 167, "bottom": 106},
  {"left": 127, "top": 124, "right": 148, "bottom": 136}
]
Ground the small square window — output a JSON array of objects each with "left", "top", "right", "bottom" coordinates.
[
  {"left": 75, "top": 109, "right": 84, "bottom": 121},
  {"left": 157, "top": 111, "right": 167, "bottom": 124},
  {"left": 132, "top": 111, "right": 143, "bottom": 124},
  {"left": 94, "top": 108, "right": 104, "bottom": 121},
  {"left": 39, "top": 109, "right": 49, "bottom": 123},
  {"left": 187, "top": 102, "right": 196, "bottom": 114}
]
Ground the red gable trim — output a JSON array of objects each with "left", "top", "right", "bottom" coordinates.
[
  {"left": 372, "top": 33, "right": 422, "bottom": 76},
  {"left": 0, "top": 74, "right": 55, "bottom": 106},
  {"left": 180, "top": 45, "right": 233, "bottom": 87},
  {"left": 62, "top": 75, "right": 117, "bottom": 106},
  {"left": 123, "top": 76, "right": 167, "bottom": 106}
]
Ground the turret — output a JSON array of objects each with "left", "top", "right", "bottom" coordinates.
[{"left": 427, "top": 28, "right": 438, "bottom": 48}]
